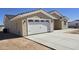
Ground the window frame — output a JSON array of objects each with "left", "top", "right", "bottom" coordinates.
[
  {"left": 41, "top": 20, "right": 44, "bottom": 22},
  {"left": 35, "top": 20, "right": 39, "bottom": 22},
  {"left": 45, "top": 20, "right": 49, "bottom": 22},
  {"left": 28, "top": 20, "right": 33, "bottom": 22}
]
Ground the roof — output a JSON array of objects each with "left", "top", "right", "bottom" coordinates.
[
  {"left": 49, "top": 10, "right": 63, "bottom": 17},
  {"left": 5, "top": 15, "right": 16, "bottom": 20},
  {"left": 5, "top": 9, "right": 68, "bottom": 21},
  {"left": 10, "top": 9, "right": 57, "bottom": 21},
  {"left": 5, "top": 9, "right": 40, "bottom": 19},
  {"left": 17, "top": 8, "right": 41, "bottom": 15}
]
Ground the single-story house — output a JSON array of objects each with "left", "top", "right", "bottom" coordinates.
[
  {"left": 4, "top": 9, "right": 68, "bottom": 36},
  {"left": 68, "top": 20, "right": 79, "bottom": 28}
]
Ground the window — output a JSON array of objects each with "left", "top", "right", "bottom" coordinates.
[
  {"left": 35, "top": 20, "right": 39, "bottom": 22},
  {"left": 46, "top": 20, "right": 49, "bottom": 22},
  {"left": 28, "top": 20, "right": 33, "bottom": 22},
  {"left": 41, "top": 20, "right": 44, "bottom": 22}
]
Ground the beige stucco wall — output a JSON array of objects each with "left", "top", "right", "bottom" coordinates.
[
  {"left": 4, "top": 16, "right": 10, "bottom": 29},
  {"left": 22, "top": 19, "right": 28, "bottom": 36},
  {"left": 4, "top": 16, "right": 22, "bottom": 36},
  {"left": 61, "top": 20, "right": 68, "bottom": 29},
  {"left": 13, "top": 19, "right": 22, "bottom": 36},
  {"left": 21, "top": 12, "right": 54, "bottom": 19}
]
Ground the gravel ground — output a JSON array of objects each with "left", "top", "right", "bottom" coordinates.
[
  {"left": 0, "top": 31, "right": 50, "bottom": 50},
  {"left": 66, "top": 29, "right": 79, "bottom": 34}
]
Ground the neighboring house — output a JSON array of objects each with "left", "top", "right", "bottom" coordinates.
[
  {"left": 4, "top": 9, "right": 68, "bottom": 36},
  {"left": 68, "top": 20, "right": 79, "bottom": 28}
]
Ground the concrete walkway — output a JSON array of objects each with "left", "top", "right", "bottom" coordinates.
[{"left": 25, "top": 29, "right": 79, "bottom": 50}]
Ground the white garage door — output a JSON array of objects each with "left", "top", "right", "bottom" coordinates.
[{"left": 28, "top": 19, "right": 50, "bottom": 35}]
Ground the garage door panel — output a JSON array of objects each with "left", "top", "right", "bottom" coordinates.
[
  {"left": 28, "top": 22, "right": 41, "bottom": 34},
  {"left": 41, "top": 22, "right": 50, "bottom": 32},
  {"left": 28, "top": 23, "right": 39, "bottom": 34}
]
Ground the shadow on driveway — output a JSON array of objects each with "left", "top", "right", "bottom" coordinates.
[{"left": 0, "top": 31, "right": 21, "bottom": 40}]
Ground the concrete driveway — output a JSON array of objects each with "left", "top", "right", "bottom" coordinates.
[{"left": 25, "top": 29, "right": 79, "bottom": 50}]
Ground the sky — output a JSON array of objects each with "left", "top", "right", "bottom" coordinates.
[{"left": 0, "top": 8, "right": 79, "bottom": 25}]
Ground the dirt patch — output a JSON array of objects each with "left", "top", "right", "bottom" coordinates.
[
  {"left": 66, "top": 29, "right": 79, "bottom": 34},
  {"left": 0, "top": 37, "right": 50, "bottom": 50},
  {"left": 0, "top": 31, "right": 50, "bottom": 50}
]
